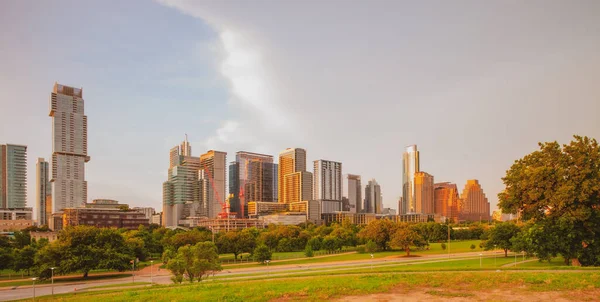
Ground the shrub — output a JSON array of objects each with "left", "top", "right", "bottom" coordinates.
[
  {"left": 441, "top": 243, "right": 446, "bottom": 250},
  {"left": 304, "top": 245, "right": 314, "bottom": 257}
]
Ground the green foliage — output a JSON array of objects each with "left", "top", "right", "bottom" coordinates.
[
  {"left": 498, "top": 135, "right": 600, "bottom": 265},
  {"left": 276, "top": 238, "right": 293, "bottom": 252},
  {"left": 441, "top": 243, "right": 446, "bottom": 250},
  {"left": 321, "top": 236, "right": 341, "bottom": 252},
  {"left": 253, "top": 244, "right": 272, "bottom": 264},
  {"left": 470, "top": 244, "right": 476, "bottom": 250},
  {"left": 12, "top": 245, "right": 36, "bottom": 275},
  {"left": 307, "top": 237, "right": 322, "bottom": 251},
  {"left": 304, "top": 245, "right": 314, "bottom": 257},
  {"left": 358, "top": 219, "right": 396, "bottom": 251},
  {"left": 365, "top": 240, "right": 378, "bottom": 253},
  {"left": 390, "top": 225, "right": 423, "bottom": 256},
  {"left": 168, "top": 242, "right": 221, "bottom": 283},
  {"left": 483, "top": 222, "right": 521, "bottom": 257},
  {"left": 217, "top": 230, "right": 257, "bottom": 259}
]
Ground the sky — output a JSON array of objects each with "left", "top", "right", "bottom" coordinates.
[{"left": 1, "top": 0, "right": 599, "bottom": 215}]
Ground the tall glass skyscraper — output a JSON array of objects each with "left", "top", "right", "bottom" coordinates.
[
  {"left": 402, "top": 145, "right": 420, "bottom": 214},
  {"left": 0, "top": 144, "right": 27, "bottom": 209}
]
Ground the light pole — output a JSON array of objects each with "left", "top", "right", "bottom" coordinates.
[
  {"left": 50, "top": 267, "right": 56, "bottom": 295},
  {"left": 265, "top": 260, "right": 270, "bottom": 276},
  {"left": 479, "top": 253, "right": 482, "bottom": 268},
  {"left": 150, "top": 260, "right": 154, "bottom": 284},
  {"left": 370, "top": 254, "right": 374, "bottom": 271},
  {"left": 447, "top": 223, "right": 450, "bottom": 259},
  {"left": 514, "top": 251, "right": 517, "bottom": 268},
  {"left": 32, "top": 277, "right": 37, "bottom": 301}
]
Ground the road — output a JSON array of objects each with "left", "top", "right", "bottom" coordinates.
[{"left": 0, "top": 250, "right": 506, "bottom": 301}]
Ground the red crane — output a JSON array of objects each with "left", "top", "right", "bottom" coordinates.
[{"left": 202, "top": 162, "right": 235, "bottom": 219}]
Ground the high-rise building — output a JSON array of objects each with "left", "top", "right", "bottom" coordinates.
[
  {"left": 402, "top": 145, "right": 420, "bottom": 214},
  {"left": 313, "top": 160, "right": 342, "bottom": 201},
  {"left": 273, "top": 163, "right": 278, "bottom": 202},
  {"left": 162, "top": 136, "right": 207, "bottom": 227},
  {"left": 229, "top": 152, "right": 275, "bottom": 218},
  {"left": 414, "top": 171, "right": 434, "bottom": 214},
  {"left": 434, "top": 182, "right": 462, "bottom": 222},
  {"left": 0, "top": 144, "right": 27, "bottom": 209},
  {"left": 459, "top": 180, "right": 491, "bottom": 222},
  {"left": 364, "top": 179, "right": 382, "bottom": 214},
  {"left": 278, "top": 148, "right": 312, "bottom": 203},
  {"left": 49, "top": 83, "right": 89, "bottom": 213},
  {"left": 36, "top": 158, "right": 52, "bottom": 225},
  {"left": 200, "top": 150, "right": 227, "bottom": 218},
  {"left": 343, "top": 174, "right": 362, "bottom": 213}
]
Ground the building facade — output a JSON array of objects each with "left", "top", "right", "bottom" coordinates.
[
  {"left": 36, "top": 158, "right": 52, "bottom": 225},
  {"left": 49, "top": 83, "right": 90, "bottom": 213},
  {"left": 0, "top": 144, "right": 27, "bottom": 209},
  {"left": 200, "top": 150, "right": 227, "bottom": 218},
  {"left": 364, "top": 179, "right": 382, "bottom": 214},
  {"left": 229, "top": 152, "right": 275, "bottom": 218},
  {"left": 278, "top": 148, "right": 312, "bottom": 204},
  {"left": 459, "top": 180, "right": 491, "bottom": 222},
  {"left": 343, "top": 174, "right": 362, "bottom": 213},
  {"left": 313, "top": 160, "right": 342, "bottom": 201},
  {"left": 414, "top": 171, "right": 434, "bottom": 214},
  {"left": 62, "top": 208, "right": 149, "bottom": 230},
  {"left": 402, "top": 145, "right": 420, "bottom": 214},
  {"left": 434, "top": 182, "right": 462, "bottom": 222},
  {"left": 0, "top": 208, "right": 33, "bottom": 231}
]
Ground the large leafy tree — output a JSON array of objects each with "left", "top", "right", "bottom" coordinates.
[
  {"left": 499, "top": 136, "right": 600, "bottom": 265},
  {"left": 358, "top": 219, "right": 396, "bottom": 251},
  {"left": 390, "top": 225, "right": 423, "bottom": 256},
  {"left": 167, "top": 242, "right": 221, "bottom": 282},
  {"left": 482, "top": 222, "right": 521, "bottom": 257}
]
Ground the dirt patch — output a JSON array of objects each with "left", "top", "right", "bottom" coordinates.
[{"left": 336, "top": 287, "right": 600, "bottom": 302}]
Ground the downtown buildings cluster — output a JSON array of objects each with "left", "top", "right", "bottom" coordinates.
[{"left": 1, "top": 82, "right": 491, "bottom": 233}]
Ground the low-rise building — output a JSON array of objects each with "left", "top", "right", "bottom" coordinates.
[
  {"left": 260, "top": 213, "right": 307, "bottom": 225},
  {"left": 321, "top": 212, "right": 377, "bottom": 225},
  {"left": 31, "top": 231, "right": 58, "bottom": 243},
  {"left": 0, "top": 208, "right": 33, "bottom": 231},
  {"left": 62, "top": 208, "right": 149, "bottom": 230}
]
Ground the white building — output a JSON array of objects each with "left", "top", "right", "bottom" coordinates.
[
  {"left": 49, "top": 83, "right": 90, "bottom": 213},
  {"left": 342, "top": 174, "right": 362, "bottom": 213},
  {"left": 36, "top": 158, "right": 51, "bottom": 225}
]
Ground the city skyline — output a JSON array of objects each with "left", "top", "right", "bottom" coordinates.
[{"left": 1, "top": 1, "right": 599, "bottom": 214}]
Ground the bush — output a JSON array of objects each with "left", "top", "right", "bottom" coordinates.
[
  {"left": 365, "top": 240, "right": 378, "bottom": 253},
  {"left": 441, "top": 243, "right": 446, "bottom": 250},
  {"left": 356, "top": 245, "right": 366, "bottom": 254},
  {"left": 253, "top": 244, "right": 272, "bottom": 264},
  {"left": 470, "top": 244, "right": 476, "bottom": 250},
  {"left": 304, "top": 245, "right": 314, "bottom": 257}
]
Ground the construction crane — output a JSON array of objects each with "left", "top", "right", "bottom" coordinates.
[{"left": 202, "top": 162, "right": 236, "bottom": 219}]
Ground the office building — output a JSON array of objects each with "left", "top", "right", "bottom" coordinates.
[
  {"left": 0, "top": 144, "right": 27, "bottom": 209},
  {"left": 459, "top": 180, "right": 491, "bottom": 222},
  {"left": 342, "top": 174, "right": 362, "bottom": 213},
  {"left": 49, "top": 83, "right": 90, "bottom": 213},
  {"left": 132, "top": 207, "right": 155, "bottom": 223},
  {"left": 434, "top": 182, "right": 462, "bottom": 222},
  {"left": 414, "top": 171, "right": 434, "bottom": 214},
  {"left": 62, "top": 207, "right": 148, "bottom": 230},
  {"left": 36, "top": 158, "right": 52, "bottom": 225},
  {"left": 273, "top": 163, "right": 278, "bottom": 202},
  {"left": 229, "top": 152, "right": 275, "bottom": 218},
  {"left": 0, "top": 208, "right": 33, "bottom": 231},
  {"left": 278, "top": 148, "right": 312, "bottom": 204},
  {"left": 313, "top": 160, "right": 342, "bottom": 201},
  {"left": 402, "top": 145, "right": 420, "bottom": 214},
  {"left": 200, "top": 150, "right": 227, "bottom": 218},
  {"left": 85, "top": 199, "right": 126, "bottom": 209},
  {"left": 364, "top": 179, "right": 382, "bottom": 214}
]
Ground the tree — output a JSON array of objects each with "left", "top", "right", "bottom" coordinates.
[
  {"left": 304, "top": 245, "right": 314, "bottom": 257},
  {"left": 253, "top": 244, "right": 272, "bottom": 264},
  {"left": 358, "top": 219, "right": 396, "bottom": 251},
  {"left": 365, "top": 240, "right": 377, "bottom": 253},
  {"left": 306, "top": 237, "right": 322, "bottom": 251},
  {"left": 390, "top": 226, "right": 422, "bottom": 256},
  {"left": 321, "top": 236, "right": 340, "bottom": 253},
  {"left": 441, "top": 243, "right": 446, "bottom": 251},
  {"left": 166, "top": 256, "right": 185, "bottom": 284},
  {"left": 470, "top": 244, "right": 476, "bottom": 251},
  {"left": 498, "top": 136, "right": 600, "bottom": 265},
  {"left": 483, "top": 222, "right": 521, "bottom": 257},
  {"left": 12, "top": 246, "right": 36, "bottom": 275},
  {"left": 169, "top": 242, "right": 221, "bottom": 283}
]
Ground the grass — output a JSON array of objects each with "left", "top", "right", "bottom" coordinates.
[
  {"left": 27, "top": 271, "right": 600, "bottom": 301},
  {"left": 86, "top": 282, "right": 151, "bottom": 290},
  {"left": 412, "top": 240, "right": 482, "bottom": 255},
  {"left": 0, "top": 274, "right": 132, "bottom": 288}
]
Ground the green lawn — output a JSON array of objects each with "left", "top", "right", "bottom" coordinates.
[
  {"left": 27, "top": 271, "right": 600, "bottom": 302},
  {"left": 411, "top": 240, "right": 482, "bottom": 255}
]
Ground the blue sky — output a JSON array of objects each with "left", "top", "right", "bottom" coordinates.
[{"left": 1, "top": 0, "right": 599, "bottom": 214}]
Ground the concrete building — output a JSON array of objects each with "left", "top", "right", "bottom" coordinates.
[
  {"left": 414, "top": 171, "right": 434, "bottom": 214},
  {"left": 49, "top": 83, "right": 90, "bottom": 213},
  {"left": 434, "top": 182, "right": 462, "bottom": 222},
  {"left": 343, "top": 174, "right": 362, "bottom": 213},
  {"left": 62, "top": 207, "right": 149, "bottom": 230},
  {"left": 313, "top": 160, "right": 342, "bottom": 201},
  {"left": 402, "top": 145, "right": 420, "bottom": 214},
  {"left": 273, "top": 163, "right": 278, "bottom": 202},
  {"left": 247, "top": 201, "right": 288, "bottom": 217},
  {"left": 85, "top": 199, "right": 125, "bottom": 209},
  {"left": 321, "top": 212, "right": 377, "bottom": 225},
  {"left": 229, "top": 152, "right": 275, "bottom": 218},
  {"left": 200, "top": 150, "right": 227, "bottom": 218},
  {"left": 459, "top": 180, "right": 491, "bottom": 222},
  {"left": 31, "top": 231, "right": 58, "bottom": 243},
  {"left": 151, "top": 212, "right": 162, "bottom": 225},
  {"left": 0, "top": 144, "right": 27, "bottom": 209},
  {"left": 364, "top": 179, "right": 382, "bottom": 214},
  {"left": 132, "top": 207, "right": 155, "bottom": 223},
  {"left": 0, "top": 208, "right": 33, "bottom": 231},
  {"left": 36, "top": 158, "right": 52, "bottom": 225},
  {"left": 261, "top": 213, "right": 307, "bottom": 226},
  {"left": 278, "top": 148, "right": 312, "bottom": 204},
  {"left": 163, "top": 137, "right": 206, "bottom": 227}
]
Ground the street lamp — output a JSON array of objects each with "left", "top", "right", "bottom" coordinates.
[
  {"left": 265, "top": 260, "right": 270, "bottom": 276},
  {"left": 32, "top": 277, "right": 37, "bottom": 301},
  {"left": 494, "top": 245, "right": 497, "bottom": 267},
  {"left": 50, "top": 267, "right": 56, "bottom": 295},
  {"left": 370, "top": 254, "right": 374, "bottom": 271},
  {"left": 479, "top": 253, "right": 482, "bottom": 268},
  {"left": 150, "top": 260, "right": 154, "bottom": 284}
]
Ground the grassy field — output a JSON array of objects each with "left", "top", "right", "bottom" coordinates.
[{"left": 27, "top": 271, "right": 600, "bottom": 302}]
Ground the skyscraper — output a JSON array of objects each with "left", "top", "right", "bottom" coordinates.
[
  {"left": 414, "top": 171, "right": 434, "bottom": 214},
  {"left": 229, "top": 151, "right": 275, "bottom": 218},
  {"left": 0, "top": 144, "right": 27, "bottom": 209},
  {"left": 313, "top": 160, "right": 342, "bottom": 201},
  {"left": 459, "top": 180, "right": 491, "bottom": 222},
  {"left": 343, "top": 174, "right": 362, "bottom": 213},
  {"left": 278, "top": 148, "right": 312, "bottom": 203},
  {"left": 434, "top": 182, "right": 462, "bottom": 222},
  {"left": 36, "top": 158, "right": 52, "bottom": 225},
  {"left": 200, "top": 150, "right": 227, "bottom": 218},
  {"left": 49, "top": 83, "right": 89, "bottom": 213},
  {"left": 364, "top": 179, "right": 382, "bottom": 214},
  {"left": 402, "top": 145, "right": 420, "bottom": 214}
]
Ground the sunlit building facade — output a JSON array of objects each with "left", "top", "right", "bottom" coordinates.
[
  {"left": 36, "top": 158, "right": 52, "bottom": 225},
  {"left": 278, "top": 148, "right": 312, "bottom": 204},
  {"left": 364, "top": 179, "right": 382, "bottom": 214},
  {"left": 414, "top": 171, "right": 434, "bottom": 215},
  {"left": 434, "top": 182, "right": 462, "bottom": 222},
  {"left": 200, "top": 150, "right": 227, "bottom": 218},
  {"left": 459, "top": 179, "right": 491, "bottom": 222},
  {"left": 229, "top": 152, "right": 275, "bottom": 218},
  {"left": 402, "top": 145, "right": 420, "bottom": 214}
]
